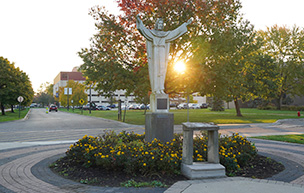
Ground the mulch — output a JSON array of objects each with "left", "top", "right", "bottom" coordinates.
[{"left": 51, "top": 154, "right": 285, "bottom": 187}]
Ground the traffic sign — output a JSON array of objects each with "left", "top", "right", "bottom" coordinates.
[
  {"left": 79, "top": 99, "right": 85, "bottom": 104},
  {"left": 17, "top": 96, "right": 24, "bottom": 103}
]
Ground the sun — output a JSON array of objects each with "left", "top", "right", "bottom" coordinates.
[{"left": 174, "top": 61, "right": 186, "bottom": 74}]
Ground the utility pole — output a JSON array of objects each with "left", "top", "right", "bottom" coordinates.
[
  {"left": 89, "top": 84, "right": 92, "bottom": 114},
  {"left": 67, "top": 74, "right": 69, "bottom": 111}
]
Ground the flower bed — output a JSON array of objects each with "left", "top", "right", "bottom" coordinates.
[{"left": 66, "top": 131, "right": 257, "bottom": 176}]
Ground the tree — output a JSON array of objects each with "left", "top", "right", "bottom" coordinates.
[
  {"left": 0, "top": 57, "right": 34, "bottom": 115},
  {"left": 34, "top": 82, "right": 56, "bottom": 107},
  {"left": 257, "top": 25, "right": 304, "bottom": 109},
  {"left": 186, "top": 1, "right": 256, "bottom": 115},
  {"left": 79, "top": 0, "right": 245, "bottom": 107},
  {"left": 242, "top": 53, "right": 280, "bottom": 106},
  {"left": 59, "top": 80, "right": 87, "bottom": 107}
]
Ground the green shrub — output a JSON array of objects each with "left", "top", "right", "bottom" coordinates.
[
  {"left": 281, "top": 105, "right": 304, "bottom": 111},
  {"left": 66, "top": 131, "right": 257, "bottom": 176}
]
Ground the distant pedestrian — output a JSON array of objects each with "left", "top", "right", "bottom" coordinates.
[{"left": 46, "top": 106, "right": 49, "bottom": 114}]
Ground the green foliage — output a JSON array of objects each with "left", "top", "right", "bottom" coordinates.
[
  {"left": 34, "top": 82, "right": 55, "bottom": 107},
  {"left": 281, "top": 105, "right": 304, "bottom": 111},
  {"left": 0, "top": 57, "right": 34, "bottom": 115},
  {"left": 254, "top": 134, "right": 304, "bottom": 145},
  {"left": 257, "top": 25, "right": 304, "bottom": 109},
  {"left": 120, "top": 179, "right": 166, "bottom": 188},
  {"left": 66, "top": 131, "right": 257, "bottom": 176}
]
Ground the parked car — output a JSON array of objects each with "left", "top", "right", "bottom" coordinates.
[
  {"left": 30, "top": 103, "right": 37, "bottom": 108},
  {"left": 170, "top": 103, "right": 177, "bottom": 107},
  {"left": 129, "top": 104, "right": 140, "bottom": 110},
  {"left": 107, "top": 104, "right": 116, "bottom": 108},
  {"left": 190, "top": 103, "right": 200, "bottom": 109},
  {"left": 121, "top": 105, "right": 129, "bottom": 110},
  {"left": 139, "top": 104, "right": 149, "bottom": 110},
  {"left": 177, "top": 103, "right": 188, "bottom": 109},
  {"left": 97, "top": 105, "right": 111, "bottom": 110},
  {"left": 83, "top": 102, "right": 97, "bottom": 110},
  {"left": 200, "top": 103, "right": 208, "bottom": 109},
  {"left": 49, "top": 105, "right": 58, "bottom": 112}
]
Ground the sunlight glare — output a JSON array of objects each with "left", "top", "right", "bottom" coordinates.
[{"left": 174, "top": 61, "right": 186, "bottom": 74}]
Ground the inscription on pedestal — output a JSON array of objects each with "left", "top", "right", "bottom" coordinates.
[{"left": 157, "top": 98, "right": 167, "bottom": 110}]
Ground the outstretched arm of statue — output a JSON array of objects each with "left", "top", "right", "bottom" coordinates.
[
  {"left": 165, "top": 18, "right": 192, "bottom": 42},
  {"left": 136, "top": 14, "right": 144, "bottom": 28},
  {"left": 136, "top": 14, "right": 153, "bottom": 41},
  {"left": 186, "top": 18, "right": 193, "bottom": 25}
]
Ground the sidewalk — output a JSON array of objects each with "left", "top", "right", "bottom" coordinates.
[{"left": 165, "top": 177, "right": 304, "bottom": 193}]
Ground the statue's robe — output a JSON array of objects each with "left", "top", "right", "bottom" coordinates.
[{"left": 137, "top": 19, "right": 188, "bottom": 94}]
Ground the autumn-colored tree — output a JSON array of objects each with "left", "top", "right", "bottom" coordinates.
[
  {"left": 257, "top": 25, "right": 304, "bottom": 109},
  {"left": 59, "top": 80, "right": 87, "bottom": 107},
  {"left": 79, "top": 0, "right": 247, "bottom": 108}
]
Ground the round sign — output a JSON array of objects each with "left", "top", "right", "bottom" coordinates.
[
  {"left": 79, "top": 99, "right": 85, "bottom": 104},
  {"left": 17, "top": 96, "right": 24, "bottom": 103}
]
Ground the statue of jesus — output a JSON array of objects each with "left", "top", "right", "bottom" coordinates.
[{"left": 136, "top": 15, "right": 192, "bottom": 94}]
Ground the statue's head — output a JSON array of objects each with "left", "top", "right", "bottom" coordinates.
[{"left": 155, "top": 18, "right": 164, "bottom": 31}]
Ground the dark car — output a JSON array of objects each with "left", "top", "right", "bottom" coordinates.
[
  {"left": 107, "top": 104, "right": 116, "bottom": 108},
  {"left": 49, "top": 105, "right": 58, "bottom": 112},
  {"left": 83, "top": 102, "right": 97, "bottom": 110},
  {"left": 200, "top": 103, "right": 208, "bottom": 109},
  {"left": 97, "top": 105, "right": 111, "bottom": 110}
]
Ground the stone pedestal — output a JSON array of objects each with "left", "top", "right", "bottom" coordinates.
[
  {"left": 145, "top": 112, "right": 174, "bottom": 142},
  {"left": 181, "top": 122, "right": 226, "bottom": 179},
  {"left": 145, "top": 93, "right": 174, "bottom": 142}
]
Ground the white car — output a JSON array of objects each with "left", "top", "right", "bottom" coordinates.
[
  {"left": 177, "top": 103, "right": 188, "bottom": 109},
  {"left": 190, "top": 104, "right": 200, "bottom": 109}
]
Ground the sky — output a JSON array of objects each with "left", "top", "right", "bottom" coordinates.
[{"left": 1, "top": 0, "right": 304, "bottom": 93}]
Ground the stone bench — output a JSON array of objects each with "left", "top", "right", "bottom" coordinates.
[{"left": 181, "top": 122, "right": 226, "bottom": 179}]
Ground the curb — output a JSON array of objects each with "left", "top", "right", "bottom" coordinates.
[{"left": 23, "top": 108, "right": 31, "bottom": 120}]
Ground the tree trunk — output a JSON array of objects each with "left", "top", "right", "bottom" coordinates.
[
  {"left": 276, "top": 94, "right": 283, "bottom": 110},
  {"left": 11, "top": 105, "right": 14, "bottom": 113},
  {"left": 234, "top": 97, "right": 243, "bottom": 117},
  {"left": 1, "top": 104, "right": 5, "bottom": 116},
  {"left": 211, "top": 96, "right": 224, "bottom": 111}
]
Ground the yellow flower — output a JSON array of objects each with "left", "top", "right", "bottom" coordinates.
[
  {"left": 152, "top": 156, "right": 154, "bottom": 159},
  {"left": 143, "top": 163, "right": 146, "bottom": 166}
]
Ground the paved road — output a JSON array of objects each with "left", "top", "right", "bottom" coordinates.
[{"left": 0, "top": 108, "right": 144, "bottom": 143}]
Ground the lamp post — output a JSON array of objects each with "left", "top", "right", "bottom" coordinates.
[{"left": 89, "top": 84, "right": 92, "bottom": 114}]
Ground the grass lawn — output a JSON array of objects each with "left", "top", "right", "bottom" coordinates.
[
  {"left": 0, "top": 108, "right": 30, "bottom": 122},
  {"left": 59, "top": 108, "right": 302, "bottom": 125},
  {"left": 253, "top": 134, "right": 304, "bottom": 144}
]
